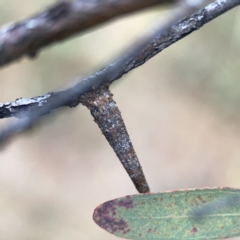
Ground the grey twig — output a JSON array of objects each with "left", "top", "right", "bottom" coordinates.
[
  {"left": 0, "top": 0, "right": 239, "bottom": 143},
  {"left": 0, "top": 0, "right": 175, "bottom": 67}
]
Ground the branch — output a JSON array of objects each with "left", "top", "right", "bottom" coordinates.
[
  {"left": 0, "top": 0, "right": 239, "bottom": 143},
  {"left": 0, "top": 0, "right": 175, "bottom": 67}
]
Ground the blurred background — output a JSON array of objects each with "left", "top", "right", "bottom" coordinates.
[{"left": 0, "top": 0, "right": 240, "bottom": 239}]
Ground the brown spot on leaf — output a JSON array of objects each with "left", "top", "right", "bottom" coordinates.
[
  {"left": 197, "top": 195, "right": 206, "bottom": 203},
  {"left": 123, "top": 229, "right": 131, "bottom": 234},
  {"left": 117, "top": 198, "right": 134, "bottom": 210},
  {"left": 93, "top": 200, "right": 130, "bottom": 234},
  {"left": 191, "top": 226, "right": 198, "bottom": 233}
]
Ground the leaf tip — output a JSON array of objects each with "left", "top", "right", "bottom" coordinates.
[{"left": 93, "top": 200, "right": 130, "bottom": 235}]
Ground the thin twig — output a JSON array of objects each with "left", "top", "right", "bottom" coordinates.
[
  {"left": 0, "top": 0, "right": 239, "bottom": 144},
  {"left": 0, "top": 0, "right": 175, "bottom": 67}
]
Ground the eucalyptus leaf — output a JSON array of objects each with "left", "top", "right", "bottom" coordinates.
[{"left": 93, "top": 188, "right": 240, "bottom": 239}]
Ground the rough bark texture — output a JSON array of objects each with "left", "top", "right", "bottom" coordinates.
[
  {"left": 0, "top": 0, "right": 240, "bottom": 142},
  {"left": 0, "top": 0, "right": 174, "bottom": 67},
  {"left": 79, "top": 85, "right": 150, "bottom": 193},
  {"left": 0, "top": 94, "right": 52, "bottom": 119},
  {"left": 1, "top": 0, "right": 239, "bottom": 120}
]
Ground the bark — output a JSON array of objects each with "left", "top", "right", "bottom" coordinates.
[
  {"left": 0, "top": 0, "right": 240, "bottom": 144},
  {"left": 1, "top": 0, "right": 239, "bottom": 121},
  {"left": 0, "top": 0, "right": 174, "bottom": 67}
]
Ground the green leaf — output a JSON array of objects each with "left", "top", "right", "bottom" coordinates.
[{"left": 93, "top": 188, "right": 240, "bottom": 239}]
